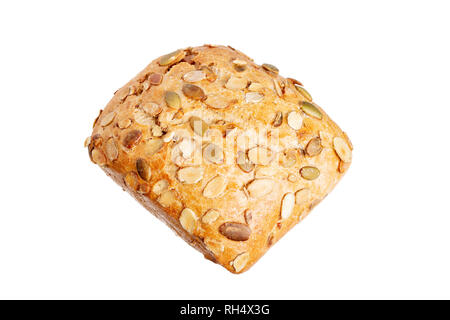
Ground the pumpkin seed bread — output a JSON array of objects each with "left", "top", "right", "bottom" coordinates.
[{"left": 86, "top": 45, "right": 352, "bottom": 273}]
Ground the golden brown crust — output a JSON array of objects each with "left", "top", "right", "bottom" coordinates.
[{"left": 87, "top": 45, "right": 353, "bottom": 273}]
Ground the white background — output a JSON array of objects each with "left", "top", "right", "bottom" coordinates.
[{"left": 1, "top": 0, "right": 449, "bottom": 299}]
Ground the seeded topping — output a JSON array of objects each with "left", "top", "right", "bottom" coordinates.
[
  {"left": 134, "top": 108, "right": 154, "bottom": 126},
  {"left": 287, "top": 111, "right": 303, "bottom": 130},
  {"left": 237, "top": 151, "right": 255, "bottom": 173},
  {"left": 203, "top": 144, "right": 223, "bottom": 164},
  {"left": 300, "top": 166, "right": 320, "bottom": 180},
  {"left": 122, "top": 130, "right": 142, "bottom": 149},
  {"left": 295, "top": 85, "right": 312, "bottom": 101},
  {"left": 247, "top": 179, "right": 274, "bottom": 198},
  {"left": 245, "top": 92, "right": 264, "bottom": 103},
  {"left": 201, "top": 66, "right": 217, "bottom": 82},
  {"left": 225, "top": 76, "right": 247, "bottom": 90},
  {"left": 281, "top": 193, "right": 295, "bottom": 220},
  {"left": 177, "top": 166, "right": 204, "bottom": 184},
  {"left": 104, "top": 138, "right": 118, "bottom": 162},
  {"left": 232, "top": 59, "right": 247, "bottom": 72},
  {"left": 305, "top": 137, "right": 323, "bottom": 157},
  {"left": 203, "top": 176, "right": 227, "bottom": 198},
  {"left": 118, "top": 118, "right": 132, "bottom": 129},
  {"left": 244, "top": 209, "right": 253, "bottom": 225},
  {"left": 159, "top": 49, "right": 185, "bottom": 66},
  {"left": 182, "top": 84, "right": 206, "bottom": 100},
  {"left": 124, "top": 172, "right": 139, "bottom": 190},
  {"left": 248, "top": 82, "right": 264, "bottom": 91},
  {"left": 262, "top": 63, "right": 279, "bottom": 74},
  {"left": 333, "top": 137, "right": 352, "bottom": 162},
  {"left": 272, "top": 111, "right": 283, "bottom": 127},
  {"left": 136, "top": 158, "right": 151, "bottom": 181},
  {"left": 144, "top": 138, "right": 163, "bottom": 156},
  {"left": 295, "top": 188, "right": 311, "bottom": 204},
  {"left": 137, "top": 183, "right": 150, "bottom": 194},
  {"left": 149, "top": 73, "right": 163, "bottom": 85},
  {"left": 338, "top": 160, "right": 350, "bottom": 173},
  {"left": 183, "top": 70, "right": 206, "bottom": 82},
  {"left": 179, "top": 208, "right": 197, "bottom": 234},
  {"left": 205, "top": 94, "right": 235, "bottom": 109},
  {"left": 219, "top": 222, "right": 251, "bottom": 241},
  {"left": 232, "top": 252, "right": 249, "bottom": 273},
  {"left": 91, "top": 149, "right": 106, "bottom": 166},
  {"left": 100, "top": 112, "right": 116, "bottom": 127},
  {"left": 178, "top": 139, "right": 194, "bottom": 159},
  {"left": 273, "top": 79, "right": 282, "bottom": 97},
  {"left": 158, "top": 189, "right": 180, "bottom": 208},
  {"left": 164, "top": 91, "right": 181, "bottom": 109},
  {"left": 189, "top": 116, "right": 208, "bottom": 136},
  {"left": 279, "top": 149, "right": 297, "bottom": 168},
  {"left": 202, "top": 209, "right": 220, "bottom": 224},
  {"left": 301, "top": 101, "right": 323, "bottom": 119},
  {"left": 152, "top": 179, "right": 168, "bottom": 195},
  {"left": 248, "top": 147, "right": 273, "bottom": 166}
]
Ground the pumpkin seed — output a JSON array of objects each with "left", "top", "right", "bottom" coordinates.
[
  {"left": 203, "top": 176, "right": 227, "bottom": 198},
  {"left": 152, "top": 179, "right": 168, "bottom": 195},
  {"left": 305, "top": 137, "right": 323, "bottom": 157},
  {"left": 262, "top": 63, "right": 279, "bottom": 74},
  {"left": 281, "top": 193, "right": 295, "bottom": 220},
  {"left": 295, "top": 85, "right": 312, "bottom": 101},
  {"left": 301, "top": 101, "right": 322, "bottom": 119},
  {"left": 201, "top": 66, "right": 217, "bottom": 82},
  {"left": 177, "top": 166, "right": 204, "bottom": 184},
  {"left": 248, "top": 82, "right": 264, "bottom": 91},
  {"left": 144, "top": 138, "right": 163, "bottom": 156},
  {"left": 202, "top": 209, "right": 220, "bottom": 224},
  {"left": 100, "top": 112, "right": 116, "bottom": 127},
  {"left": 148, "top": 73, "right": 163, "bottom": 85},
  {"left": 159, "top": 49, "right": 185, "bottom": 66},
  {"left": 232, "top": 252, "right": 249, "bottom": 273},
  {"left": 118, "top": 118, "right": 131, "bottom": 129},
  {"left": 158, "top": 189, "right": 180, "bottom": 208},
  {"left": 219, "top": 222, "right": 251, "bottom": 241},
  {"left": 183, "top": 70, "right": 206, "bottom": 82},
  {"left": 279, "top": 149, "right": 297, "bottom": 168},
  {"left": 136, "top": 158, "right": 151, "bottom": 181},
  {"left": 248, "top": 146, "right": 273, "bottom": 165},
  {"left": 164, "top": 91, "right": 181, "bottom": 108},
  {"left": 245, "top": 92, "right": 264, "bottom": 103},
  {"left": 300, "top": 166, "right": 320, "bottom": 180},
  {"left": 287, "top": 111, "right": 303, "bottom": 130},
  {"left": 272, "top": 111, "right": 283, "bottom": 127},
  {"left": 338, "top": 160, "right": 350, "bottom": 173},
  {"left": 237, "top": 151, "right": 255, "bottom": 173},
  {"left": 91, "top": 149, "right": 106, "bottom": 166},
  {"left": 225, "top": 76, "right": 247, "bottom": 90},
  {"left": 189, "top": 116, "right": 208, "bottom": 136},
  {"left": 122, "top": 130, "right": 142, "bottom": 149},
  {"left": 273, "top": 79, "right": 282, "bottom": 97},
  {"left": 295, "top": 188, "right": 311, "bottom": 205},
  {"left": 137, "top": 183, "right": 150, "bottom": 194},
  {"left": 104, "top": 138, "right": 118, "bottom": 162},
  {"left": 203, "top": 143, "right": 223, "bottom": 164},
  {"left": 124, "top": 172, "right": 139, "bottom": 190},
  {"left": 247, "top": 179, "right": 274, "bottom": 198},
  {"left": 232, "top": 59, "right": 247, "bottom": 72},
  {"left": 182, "top": 84, "right": 206, "bottom": 100},
  {"left": 333, "top": 137, "right": 352, "bottom": 162},
  {"left": 179, "top": 208, "right": 197, "bottom": 234}
]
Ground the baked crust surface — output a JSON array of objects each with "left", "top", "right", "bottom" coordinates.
[{"left": 87, "top": 45, "right": 353, "bottom": 273}]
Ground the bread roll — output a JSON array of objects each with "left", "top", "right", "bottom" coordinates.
[{"left": 86, "top": 45, "right": 352, "bottom": 273}]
